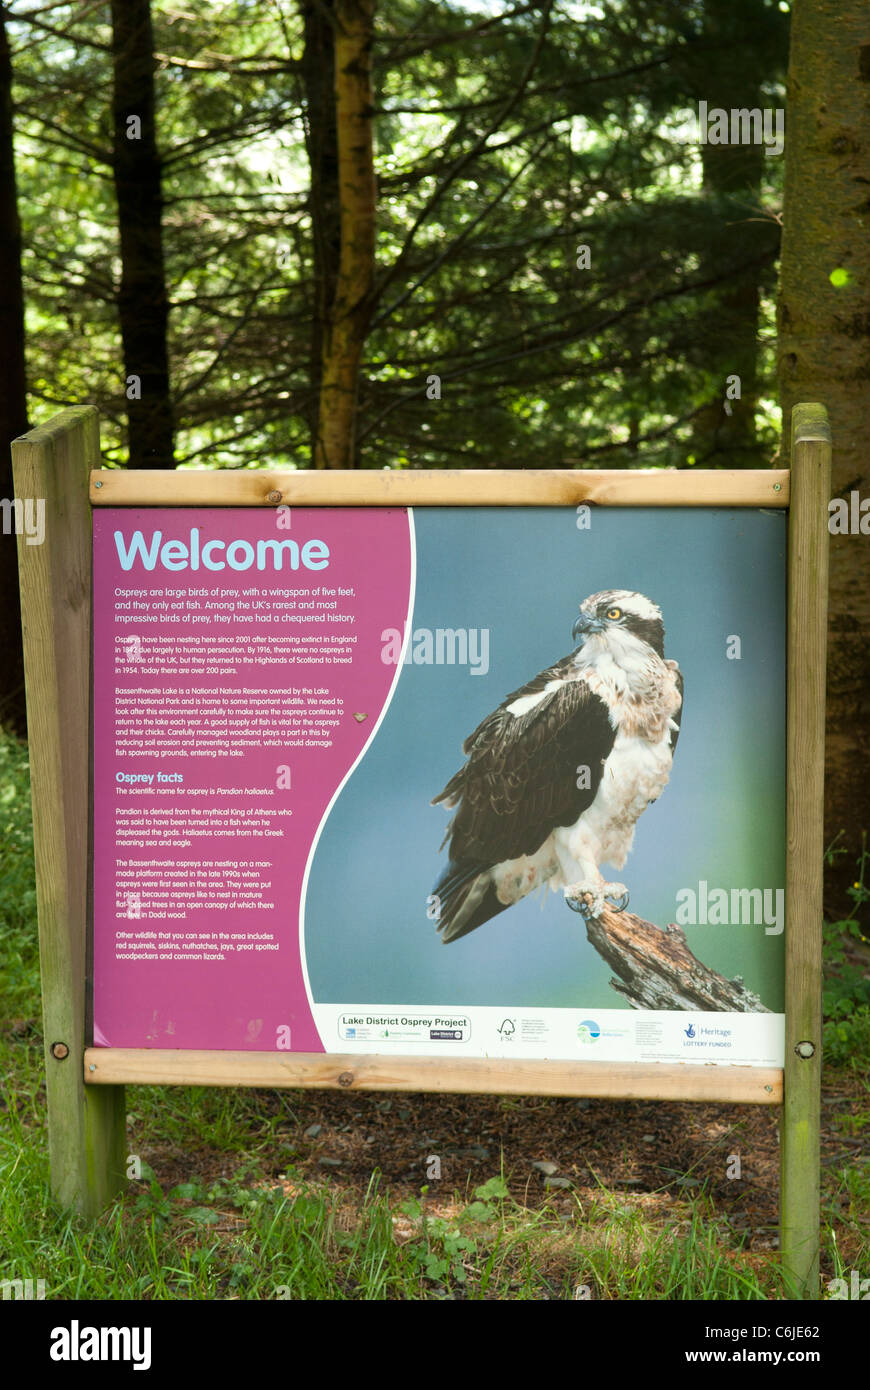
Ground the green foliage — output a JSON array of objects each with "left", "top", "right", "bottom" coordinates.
[
  {"left": 0, "top": 727, "right": 39, "bottom": 1013},
  {"left": 577, "top": 1196, "right": 789, "bottom": 1300},
  {"left": 398, "top": 1176, "right": 510, "bottom": 1288},
  {"left": 822, "top": 834, "right": 870, "bottom": 1067},
  {"left": 7, "top": 0, "right": 788, "bottom": 469}
]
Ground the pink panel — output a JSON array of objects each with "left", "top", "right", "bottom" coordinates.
[{"left": 92, "top": 506, "right": 412, "bottom": 1050}]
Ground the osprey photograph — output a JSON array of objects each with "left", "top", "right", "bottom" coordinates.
[
  {"left": 430, "top": 588, "right": 684, "bottom": 941},
  {"left": 303, "top": 504, "right": 786, "bottom": 1059}
]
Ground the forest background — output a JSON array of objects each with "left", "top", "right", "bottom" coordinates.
[
  {"left": 0, "top": 0, "right": 867, "bottom": 899},
  {"left": 0, "top": 0, "right": 869, "bottom": 1305}
]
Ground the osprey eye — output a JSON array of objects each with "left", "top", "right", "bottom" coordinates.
[{"left": 605, "top": 606, "right": 623, "bottom": 621}]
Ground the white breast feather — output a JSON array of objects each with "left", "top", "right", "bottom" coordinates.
[{"left": 554, "top": 728, "right": 674, "bottom": 876}]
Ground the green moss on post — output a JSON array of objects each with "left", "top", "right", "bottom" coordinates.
[
  {"left": 781, "top": 402, "right": 831, "bottom": 1298},
  {"left": 12, "top": 406, "right": 126, "bottom": 1218}
]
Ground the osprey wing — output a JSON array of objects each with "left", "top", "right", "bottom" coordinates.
[{"left": 431, "top": 657, "right": 616, "bottom": 865}]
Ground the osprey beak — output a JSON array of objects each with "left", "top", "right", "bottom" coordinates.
[{"left": 572, "top": 613, "right": 604, "bottom": 641}]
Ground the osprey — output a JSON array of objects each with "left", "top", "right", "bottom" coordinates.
[{"left": 430, "top": 590, "right": 683, "bottom": 941}]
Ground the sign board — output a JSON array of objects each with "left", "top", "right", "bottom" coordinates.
[
  {"left": 92, "top": 503, "right": 786, "bottom": 1070},
  {"left": 12, "top": 405, "right": 830, "bottom": 1298}
]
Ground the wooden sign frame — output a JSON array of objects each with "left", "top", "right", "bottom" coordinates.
[{"left": 12, "top": 403, "right": 830, "bottom": 1298}]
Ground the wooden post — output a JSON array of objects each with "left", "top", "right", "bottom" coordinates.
[
  {"left": 781, "top": 402, "right": 831, "bottom": 1298},
  {"left": 11, "top": 406, "right": 126, "bottom": 1218}
]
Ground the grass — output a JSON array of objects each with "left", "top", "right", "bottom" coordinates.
[
  {"left": 0, "top": 724, "right": 867, "bottom": 1300},
  {"left": 0, "top": 1077, "right": 794, "bottom": 1300},
  {"left": 822, "top": 832, "right": 870, "bottom": 1066}
]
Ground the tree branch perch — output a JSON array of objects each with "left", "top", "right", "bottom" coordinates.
[{"left": 585, "top": 906, "right": 770, "bottom": 1012}]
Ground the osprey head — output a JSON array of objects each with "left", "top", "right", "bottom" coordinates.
[{"left": 572, "top": 590, "right": 666, "bottom": 658}]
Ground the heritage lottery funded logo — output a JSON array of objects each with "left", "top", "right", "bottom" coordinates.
[{"left": 682, "top": 1021, "right": 733, "bottom": 1051}]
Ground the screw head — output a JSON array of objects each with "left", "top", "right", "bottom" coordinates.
[
  {"left": 50, "top": 1041, "right": 69, "bottom": 1061},
  {"left": 268, "top": 490, "right": 282, "bottom": 504},
  {"left": 338, "top": 1071, "right": 354, "bottom": 1088},
  {"left": 795, "top": 1040, "right": 815, "bottom": 1059},
  {"left": 94, "top": 480, "right": 103, "bottom": 489},
  {"left": 773, "top": 482, "right": 781, "bottom": 492}
]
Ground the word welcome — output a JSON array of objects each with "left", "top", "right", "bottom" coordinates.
[
  {"left": 114, "top": 528, "right": 330, "bottom": 573},
  {"left": 675, "top": 881, "right": 784, "bottom": 935}
]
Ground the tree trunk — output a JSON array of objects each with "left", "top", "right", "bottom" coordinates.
[
  {"left": 690, "top": 136, "right": 767, "bottom": 466},
  {"left": 586, "top": 907, "right": 770, "bottom": 1012},
  {"left": 300, "top": 0, "right": 341, "bottom": 460},
  {"left": 0, "top": 7, "right": 28, "bottom": 734},
  {"left": 778, "top": 0, "right": 870, "bottom": 903},
  {"left": 315, "top": 0, "right": 376, "bottom": 470},
  {"left": 110, "top": 0, "right": 174, "bottom": 468},
  {"left": 689, "top": 0, "right": 777, "bottom": 467}
]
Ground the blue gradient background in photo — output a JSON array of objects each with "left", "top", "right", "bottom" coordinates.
[{"left": 304, "top": 506, "right": 786, "bottom": 1012}]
